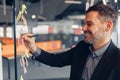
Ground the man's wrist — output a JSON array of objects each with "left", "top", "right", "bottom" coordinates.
[
  {"left": 30, "top": 46, "right": 38, "bottom": 53},
  {"left": 30, "top": 48, "right": 42, "bottom": 58}
]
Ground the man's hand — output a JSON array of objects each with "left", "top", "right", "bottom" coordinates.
[{"left": 21, "top": 33, "right": 37, "bottom": 53}]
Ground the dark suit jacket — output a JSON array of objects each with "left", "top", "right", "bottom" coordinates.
[{"left": 34, "top": 40, "right": 120, "bottom": 80}]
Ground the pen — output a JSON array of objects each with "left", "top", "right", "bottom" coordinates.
[{"left": 28, "top": 34, "right": 38, "bottom": 38}]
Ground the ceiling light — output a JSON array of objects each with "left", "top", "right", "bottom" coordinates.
[
  {"left": 114, "top": 0, "right": 117, "bottom": 3},
  {"left": 86, "top": 2, "right": 89, "bottom": 10},
  {"left": 65, "top": 0, "right": 81, "bottom": 4},
  {"left": 90, "top": 0, "right": 94, "bottom": 6},
  {"left": 68, "top": 15, "right": 85, "bottom": 19},
  {"left": 32, "top": 15, "right": 36, "bottom": 19},
  {"left": 102, "top": 0, "right": 107, "bottom": 5}
]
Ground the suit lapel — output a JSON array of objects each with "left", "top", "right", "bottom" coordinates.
[{"left": 90, "top": 41, "right": 117, "bottom": 80}]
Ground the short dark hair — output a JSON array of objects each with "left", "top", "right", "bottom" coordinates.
[{"left": 86, "top": 4, "right": 118, "bottom": 28}]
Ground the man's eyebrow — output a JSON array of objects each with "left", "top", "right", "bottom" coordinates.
[{"left": 85, "top": 21, "right": 92, "bottom": 23}]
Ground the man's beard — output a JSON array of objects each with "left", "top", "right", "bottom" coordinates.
[
  {"left": 84, "top": 38, "right": 96, "bottom": 44},
  {"left": 83, "top": 30, "right": 96, "bottom": 44}
]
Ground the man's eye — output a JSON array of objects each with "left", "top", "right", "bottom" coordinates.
[{"left": 87, "top": 22, "right": 93, "bottom": 27}]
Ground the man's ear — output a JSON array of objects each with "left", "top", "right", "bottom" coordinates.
[{"left": 105, "top": 20, "right": 113, "bottom": 32}]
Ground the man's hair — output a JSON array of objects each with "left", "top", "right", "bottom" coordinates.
[{"left": 86, "top": 4, "right": 118, "bottom": 29}]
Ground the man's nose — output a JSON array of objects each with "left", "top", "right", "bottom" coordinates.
[{"left": 82, "top": 25, "right": 87, "bottom": 31}]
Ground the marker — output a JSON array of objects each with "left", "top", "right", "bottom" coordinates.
[{"left": 28, "top": 34, "right": 38, "bottom": 38}]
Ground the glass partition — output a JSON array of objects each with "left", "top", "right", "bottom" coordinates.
[{"left": 1, "top": 0, "right": 120, "bottom": 80}]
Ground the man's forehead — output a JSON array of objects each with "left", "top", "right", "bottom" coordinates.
[{"left": 84, "top": 12, "right": 100, "bottom": 22}]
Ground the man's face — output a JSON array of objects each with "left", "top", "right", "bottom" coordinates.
[{"left": 82, "top": 11, "right": 107, "bottom": 44}]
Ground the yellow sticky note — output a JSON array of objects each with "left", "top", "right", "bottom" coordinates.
[
  {"left": 20, "top": 75, "right": 24, "bottom": 80},
  {"left": 25, "top": 51, "right": 29, "bottom": 58}
]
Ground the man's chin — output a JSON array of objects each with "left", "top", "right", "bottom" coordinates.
[{"left": 84, "top": 39, "right": 93, "bottom": 44}]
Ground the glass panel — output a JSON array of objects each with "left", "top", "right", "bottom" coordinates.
[
  {"left": 15, "top": 0, "right": 120, "bottom": 80},
  {"left": 1, "top": 0, "right": 120, "bottom": 80}
]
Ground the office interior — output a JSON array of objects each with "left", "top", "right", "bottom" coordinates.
[{"left": 0, "top": 0, "right": 120, "bottom": 80}]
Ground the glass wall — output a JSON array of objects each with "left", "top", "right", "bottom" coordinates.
[{"left": 0, "top": 0, "right": 120, "bottom": 80}]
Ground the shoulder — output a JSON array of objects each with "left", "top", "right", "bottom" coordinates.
[
  {"left": 72, "top": 40, "right": 91, "bottom": 51},
  {"left": 76, "top": 40, "right": 91, "bottom": 48},
  {"left": 109, "top": 41, "right": 120, "bottom": 56}
]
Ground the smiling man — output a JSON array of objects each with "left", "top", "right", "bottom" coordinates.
[{"left": 22, "top": 4, "right": 120, "bottom": 80}]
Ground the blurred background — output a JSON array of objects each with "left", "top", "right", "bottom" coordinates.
[{"left": 0, "top": 0, "right": 120, "bottom": 80}]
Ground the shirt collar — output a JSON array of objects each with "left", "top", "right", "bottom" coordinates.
[{"left": 89, "top": 40, "right": 111, "bottom": 58}]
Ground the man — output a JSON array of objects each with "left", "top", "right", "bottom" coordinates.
[{"left": 22, "top": 4, "right": 120, "bottom": 80}]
